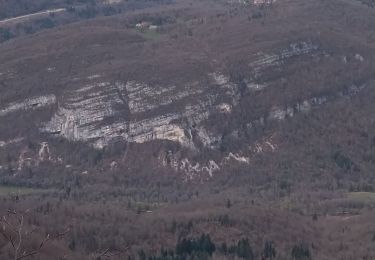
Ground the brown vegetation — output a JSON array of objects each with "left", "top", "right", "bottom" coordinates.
[{"left": 1, "top": 0, "right": 375, "bottom": 259}]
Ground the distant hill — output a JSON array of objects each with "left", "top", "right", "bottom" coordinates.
[{"left": 0, "top": 0, "right": 375, "bottom": 259}]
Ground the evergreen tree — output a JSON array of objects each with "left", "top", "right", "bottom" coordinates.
[
  {"left": 291, "top": 243, "right": 312, "bottom": 260},
  {"left": 263, "top": 240, "right": 276, "bottom": 259},
  {"left": 138, "top": 249, "right": 147, "bottom": 260},
  {"left": 199, "top": 234, "right": 215, "bottom": 256},
  {"left": 220, "top": 242, "right": 228, "bottom": 254},
  {"left": 236, "top": 238, "right": 254, "bottom": 259}
]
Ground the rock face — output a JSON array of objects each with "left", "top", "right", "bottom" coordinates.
[
  {"left": 253, "top": 0, "right": 276, "bottom": 6},
  {"left": 0, "top": 41, "right": 324, "bottom": 154},
  {"left": 250, "top": 42, "right": 318, "bottom": 72},
  {"left": 42, "top": 81, "right": 128, "bottom": 147},
  {"left": 237, "top": 0, "right": 276, "bottom": 5},
  {"left": 160, "top": 134, "right": 278, "bottom": 180},
  {"left": 1, "top": 40, "right": 370, "bottom": 178},
  {"left": 17, "top": 142, "right": 55, "bottom": 172},
  {"left": 41, "top": 72, "right": 237, "bottom": 149},
  {"left": 38, "top": 142, "right": 51, "bottom": 162},
  {"left": 0, "top": 95, "right": 56, "bottom": 117},
  {"left": 161, "top": 151, "right": 222, "bottom": 180},
  {"left": 0, "top": 138, "right": 23, "bottom": 148}
]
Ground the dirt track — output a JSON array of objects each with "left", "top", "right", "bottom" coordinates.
[{"left": 0, "top": 8, "right": 66, "bottom": 25}]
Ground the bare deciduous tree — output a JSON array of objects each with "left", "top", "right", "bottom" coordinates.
[
  {"left": 0, "top": 209, "right": 69, "bottom": 260},
  {"left": 90, "top": 247, "right": 129, "bottom": 260}
]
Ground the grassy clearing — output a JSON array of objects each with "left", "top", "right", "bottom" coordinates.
[
  {"left": 140, "top": 30, "right": 160, "bottom": 40},
  {"left": 0, "top": 185, "right": 50, "bottom": 196},
  {"left": 325, "top": 192, "right": 375, "bottom": 212},
  {"left": 277, "top": 192, "right": 375, "bottom": 215},
  {"left": 347, "top": 192, "right": 375, "bottom": 204}
]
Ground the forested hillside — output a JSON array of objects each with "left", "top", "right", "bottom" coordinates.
[{"left": 1, "top": 0, "right": 375, "bottom": 259}]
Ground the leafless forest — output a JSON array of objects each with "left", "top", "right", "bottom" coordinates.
[{"left": 0, "top": 0, "right": 375, "bottom": 259}]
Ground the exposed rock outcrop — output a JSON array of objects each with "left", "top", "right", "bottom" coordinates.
[
  {"left": 0, "top": 95, "right": 56, "bottom": 117},
  {"left": 16, "top": 142, "right": 60, "bottom": 173},
  {"left": 38, "top": 142, "right": 51, "bottom": 162},
  {"left": 42, "top": 72, "right": 238, "bottom": 149},
  {"left": 248, "top": 83, "right": 367, "bottom": 129},
  {"left": 250, "top": 42, "right": 319, "bottom": 77},
  {"left": 5, "top": 41, "right": 366, "bottom": 179},
  {"left": 0, "top": 138, "right": 23, "bottom": 148}
]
